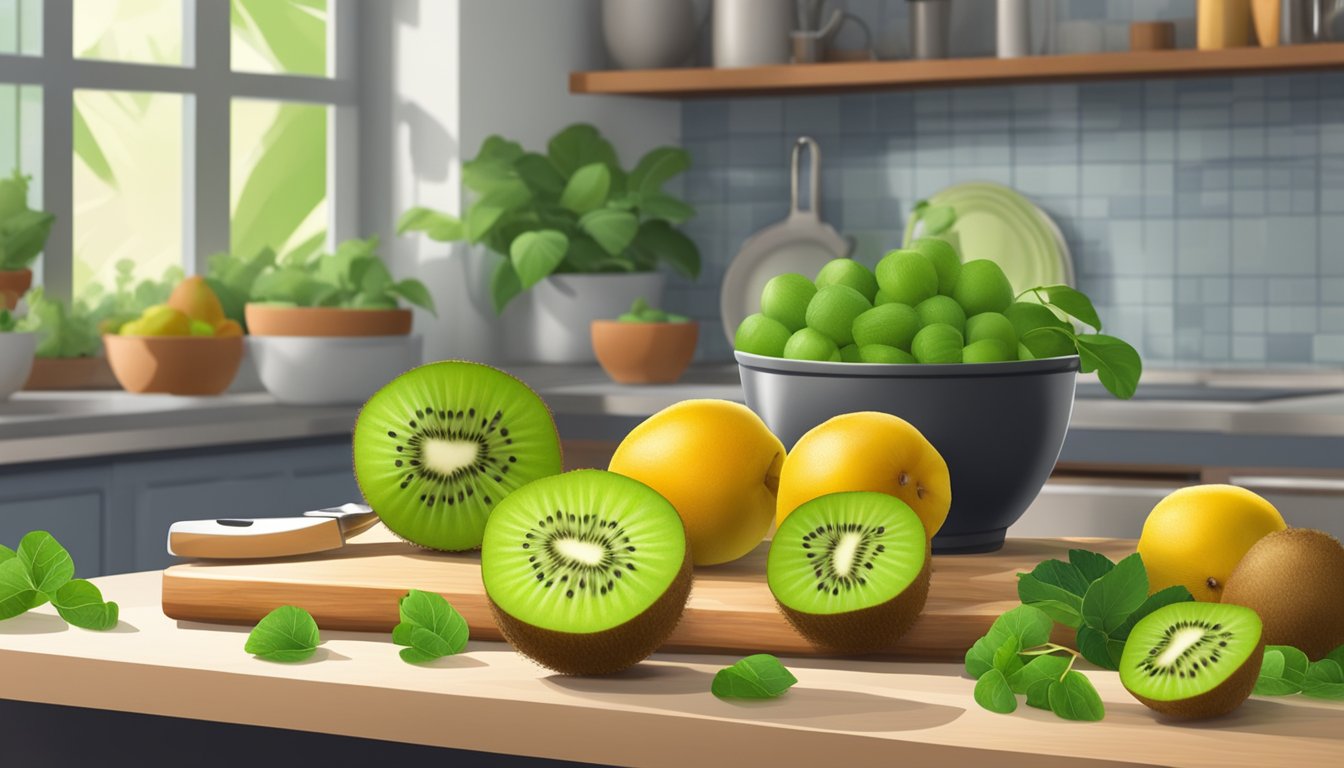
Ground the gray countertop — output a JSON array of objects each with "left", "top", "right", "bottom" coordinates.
[{"left": 4, "top": 364, "right": 1344, "bottom": 468}]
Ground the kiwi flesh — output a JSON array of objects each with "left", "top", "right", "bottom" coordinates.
[
  {"left": 766, "top": 491, "right": 930, "bottom": 654},
  {"left": 1221, "top": 528, "right": 1344, "bottom": 660},
  {"left": 353, "top": 361, "right": 563, "bottom": 552},
  {"left": 480, "top": 469, "right": 692, "bottom": 675},
  {"left": 1119, "top": 602, "right": 1264, "bottom": 720}
]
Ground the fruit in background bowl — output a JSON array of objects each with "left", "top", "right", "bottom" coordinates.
[
  {"left": 104, "top": 279, "right": 244, "bottom": 394},
  {"left": 592, "top": 298, "right": 698, "bottom": 385}
]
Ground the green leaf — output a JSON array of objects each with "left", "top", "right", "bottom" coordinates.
[
  {"left": 1068, "top": 549, "right": 1115, "bottom": 583},
  {"left": 17, "top": 531, "right": 75, "bottom": 597},
  {"left": 231, "top": 0, "right": 326, "bottom": 76},
  {"left": 389, "top": 279, "right": 437, "bottom": 316},
  {"left": 1048, "top": 671, "right": 1105, "bottom": 721},
  {"left": 72, "top": 102, "right": 117, "bottom": 187},
  {"left": 1008, "top": 653, "right": 1072, "bottom": 695},
  {"left": 559, "top": 163, "right": 611, "bottom": 215},
  {"left": 1025, "top": 678, "right": 1055, "bottom": 709},
  {"left": 397, "top": 207, "right": 464, "bottom": 242},
  {"left": 1254, "top": 646, "right": 1309, "bottom": 696},
  {"left": 547, "top": 123, "right": 621, "bottom": 180},
  {"left": 515, "top": 153, "right": 566, "bottom": 198},
  {"left": 629, "top": 146, "right": 690, "bottom": 196},
  {"left": 637, "top": 192, "right": 696, "bottom": 224},
  {"left": 510, "top": 230, "right": 569, "bottom": 290},
  {"left": 711, "top": 654, "right": 798, "bottom": 699},
  {"left": 0, "top": 558, "right": 40, "bottom": 620},
  {"left": 562, "top": 235, "right": 613, "bottom": 272},
  {"left": 1075, "top": 625, "right": 1123, "bottom": 671},
  {"left": 354, "top": 257, "right": 393, "bottom": 296},
  {"left": 1328, "top": 645, "right": 1344, "bottom": 668},
  {"left": 230, "top": 102, "right": 327, "bottom": 265},
  {"left": 0, "top": 209, "right": 56, "bottom": 270},
  {"left": 1080, "top": 552, "right": 1148, "bottom": 635},
  {"left": 992, "top": 637, "right": 1024, "bottom": 678},
  {"left": 921, "top": 206, "right": 956, "bottom": 235},
  {"left": 392, "top": 589, "right": 469, "bottom": 664},
  {"left": 52, "top": 579, "right": 119, "bottom": 631},
  {"left": 1039, "top": 285, "right": 1102, "bottom": 331},
  {"left": 579, "top": 209, "right": 639, "bottom": 256},
  {"left": 1301, "top": 659, "right": 1344, "bottom": 700},
  {"left": 966, "top": 605, "right": 1054, "bottom": 679},
  {"left": 1110, "top": 585, "right": 1194, "bottom": 640},
  {"left": 245, "top": 605, "right": 320, "bottom": 662},
  {"left": 630, "top": 220, "right": 700, "bottom": 279},
  {"left": 1075, "top": 334, "right": 1143, "bottom": 401},
  {"left": 973, "top": 668, "right": 1018, "bottom": 714},
  {"left": 490, "top": 258, "right": 524, "bottom": 314},
  {"left": 465, "top": 182, "right": 532, "bottom": 244},
  {"left": 1017, "top": 559, "right": 1090, "bottom": 628}
]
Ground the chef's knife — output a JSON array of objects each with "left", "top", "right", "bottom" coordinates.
[{"left": 167, "top": 503, "right": 380, "bottom": 560}]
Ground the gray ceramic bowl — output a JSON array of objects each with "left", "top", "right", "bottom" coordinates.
[{"left": 736, "top": 351, "right": 1079, "bottom": 554}]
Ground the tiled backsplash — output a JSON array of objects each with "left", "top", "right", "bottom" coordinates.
[{"left": 669, "top": 72, "right": 1344, "bottom": 367}]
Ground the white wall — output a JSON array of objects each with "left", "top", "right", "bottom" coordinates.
[{"left": 360, "top": 0, "right": 681, "bottom": 363}]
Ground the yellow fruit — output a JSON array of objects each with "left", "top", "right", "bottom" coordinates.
[
  {"left": 122, "top": 305, "right": 191, "bottom": 336},
  {"left": 776, "top": 412, "right": 951, "bottom": 540},
  {"left": 168, "top": 275, "right": 225, "bottom": 326},
  {"left": 214, "top": 318, "right": 243, "bottom": 338},
  {"left": 608, "top": 399, "right": 785, "bottom": 566},
  {"left": 1138, "top": 484, "right": 1286, "bottom": 602}
]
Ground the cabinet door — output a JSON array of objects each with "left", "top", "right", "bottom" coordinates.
[{"left": 0, "top": 467, "right": 112, "bottom": 577}]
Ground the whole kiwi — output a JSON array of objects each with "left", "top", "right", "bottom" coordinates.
[{"left": 1220, "top": 528, "right": 1344, "bottom": 660}]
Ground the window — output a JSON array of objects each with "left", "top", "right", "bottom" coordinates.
[{"left": 0, "top": 0, "right": 356, "bottom": 304}]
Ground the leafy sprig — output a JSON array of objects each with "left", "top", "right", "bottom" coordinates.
[
  {"left": 392, "top": 589, "right": 469, "bottom": 664},
  {"left": 712, "top": 654, "right": 798, "bottom": 699},
  {"left": 964, "top": 606, "right": 1105, "bottom": 721},
  {"left": 0, "top": 531, "right": 119, "bottom": 630},
  {"left": 1021, "top": 285, "right": 1143, "bottom": 400},
  {"left": 1254, "top": 644, "right": 1344, "bottom": 700},
  {"left": 249, "top": 236, "right": 437, "bottom": 316}
]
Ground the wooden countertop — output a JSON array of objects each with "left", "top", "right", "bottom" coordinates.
[{"left": 1, "top": 571, "right": 1340, "bottom": 767}]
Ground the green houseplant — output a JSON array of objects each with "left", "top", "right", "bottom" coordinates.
[
  {"left": 397, "top": 123, "right": 700, "bottom": 363},
  {"left": 0, "top": 171, "right": 55, "bottom": 310}
]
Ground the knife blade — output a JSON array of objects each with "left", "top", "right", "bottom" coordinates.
[{"left": 167, "top": 503, "right": 379, "bottom": 560}]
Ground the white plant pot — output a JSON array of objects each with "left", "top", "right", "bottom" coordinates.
[
  {"left": 0, "top": 332, "right": 37, "bottom": 399},
  {"left": 248, "top": 335, "right": 424, "bottom": 405},
  {"left": 507, "top": 273, "right": 667, "bottom": 364}
]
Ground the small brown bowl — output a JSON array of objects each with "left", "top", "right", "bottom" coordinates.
[
  {"left": 591, "top": 320, "right": 698, "bottom": 385},
  {"left": 245, "top": 304, "right": 412, "bottom": 337},
  {"left": 0, "top": 268, "right": 33, "bottom": 310},
  {"left": 103, "top": 335, "right": 244, "bottom": 395}
]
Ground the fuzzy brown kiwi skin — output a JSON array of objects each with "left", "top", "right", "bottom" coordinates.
[
  {"left": 487, "top": 551, "right": 693, "bottom": 675},
  {"left": 1125, "top": 640, "right": 1264, "bottom": 721},
  {"left": 1221, "top": 528, "right": 1344, "bottom": 661},
  {"left": 776, "top": 541, "right": 932, "bottom": 655}
]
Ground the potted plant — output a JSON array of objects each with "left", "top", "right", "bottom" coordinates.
[
  {"left": 0, "top": 170, "right": 55, "bottom": 310},
  {"left": 240, "top": 236, "right": 437, "bottom": 405},
  {"left": 0, "top": 308, "right": 37, "bottom": 400},
  {"left": 397, "top": 123, "right": 700, "bottom": 363},
  {"left": 592, "top": 298, "right": 698, "bottom": 384}
]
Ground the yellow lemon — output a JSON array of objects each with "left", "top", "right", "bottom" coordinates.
[
  {"left": 1138, "top": 484, "right": 1286, "bottom": 601},
  {"left": 776, "top": 412, "right": 951, "bottom": 539},
  {"left": 608, "top": 399, "right": 785, "bottom": 566}
]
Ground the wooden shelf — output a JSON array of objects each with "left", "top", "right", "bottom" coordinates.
[{"left": 571, "top": 43, "right": 1344, "bottom": 97}]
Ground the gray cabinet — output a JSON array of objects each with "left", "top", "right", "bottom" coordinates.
[{"left": 0, "top": 438, "right": 360, "bottom": 575}]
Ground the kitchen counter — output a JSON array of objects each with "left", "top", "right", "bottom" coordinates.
[
  {"left": 0, "top": 569, "right": 1338, "bottom": 767},
  {"left": 4, "top": 364, "right": 1344, "bottom": 468}
]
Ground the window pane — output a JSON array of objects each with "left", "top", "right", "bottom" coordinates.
[
  {"left": 73, "top": 90, "right": 184, "bottom": 302},
  {"left": 73, "top": 0, "right": 184, "bottom": 66},
  {"left": 0, "top": 0, "right": 42, "bottom": 55},
  {"left": 231, "top": 0, "right": 329, "bottom": 77},
  {"left": 0, "top": 84, "right": 43, "bottom": 281},
  {"left": 231, "top": 100, "right": 328, "bottom": 261}
]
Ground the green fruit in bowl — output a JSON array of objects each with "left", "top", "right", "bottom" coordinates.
[
  {"left": 962, "top": 338, "right": 1014, "bottom": 363},
  {"left": 734, "top": 313, "right": 791, "bottom": 357},
  {"left": 952, "top": 260, "right": 1014, "bottom": 316},
  {"left": 839, "top": 343, "right": 862, "bottom": 362},
  {"left": 785, "top": 328, "right": 841, "bottom": 362},
  {"left": 189, "top": 320, "right": 217, "bottom": 337},
  {"left": 874, "top": 289, "right": 899, "bottom": 306},
  {"left": 761, "top": 273, "right": 816, "bottom": 332},
  {"left": 909, "top": 237, "right": 961, "bottom": 296},
  {"left": 859, "top": 344, "right": 916, "bottom": 364},
  {"left": 805, "top": 284, "right": 870, "bottom": 347},
  {"left": 851, "top": 303, "right": 919, "bottom": 350},
  {"left": 911, "top": 323, "right": 963, "bottom": 364},
  {"left": 815, "top": 258, "right": 878, "bottom": 303},
  {"left": 1005, "top": 301, "right": 1075, "bottom": 358},
  {"left": 915, "top": 295, "right": 966, "bottom": 336},
  {"left": 965, "top": 312, "right": 1017, "bottom": 351},
  {"left": 876, "top": 249, "right": 938, "bottom": 307}
]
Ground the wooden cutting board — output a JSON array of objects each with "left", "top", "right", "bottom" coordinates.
[{"left": 162, "top": 526, "right": 1135, "bottom": 660}]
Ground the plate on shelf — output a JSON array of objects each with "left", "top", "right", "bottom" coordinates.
[{"left": 903, "top": 182, "right": 1074, "bottom": 292}]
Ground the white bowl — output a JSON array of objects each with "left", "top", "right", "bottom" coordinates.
[
  {"left": 248, "top": 335, "right": 424, "bottom": 405},
  {"left": 0, "top": 332, "right": 37, "bottom": 399}
]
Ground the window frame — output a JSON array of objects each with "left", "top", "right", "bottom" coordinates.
[{"left": 0, "top": 0, "right": 359, "bottom": 301}]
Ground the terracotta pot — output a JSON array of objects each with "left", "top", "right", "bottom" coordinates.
[
  {"left": 24, "top": 355, "right": 120, "bottom": 390},
  {"left": 245, "top": 304, "right": 412, "bottom": 337},
  {"left": 591, "top": 320, "right": 698, "bottom": 384},
  {"left": 0, "top": 269, "right": 33, "bottom": 310},
  {"left": 103, "top": 335, "right": 244, "bottom": 395}
]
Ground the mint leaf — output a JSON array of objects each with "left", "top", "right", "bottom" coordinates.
[
  {"left": 1081, "top": 553, "right": 1148, "bottom": 635},
  {"left": 1068, "top": 549, "right": 1115, "bottom": 583},
  {"left": 1075, "top": 334, "right": 1143, "bottom": 400},
  {"left": 245, "top": 606, "right": 320, "bottom": 662},
  {"left": 1301, "top": 659, "right": 1344, "bottom": 700},
  {"left": 992, "top": 637, "right": 1024, "bottom": 678},
  {"left": 974, "top": 668, "right": 1017, "bottom": 714},
  {"left": 1111, "top": 585, "right": 1194, "bottom": 640},
  {"left": 1008, "top": 653, "right": 1071, "bottom": 695},
  {"left": 52, "top": 579, "right": 119, "bottom": 631},
  {"left": 965, "top": 635, "right": 1004, "bottom": 679},
  {"left": 966, "top": 605, "right": 1054, "bottom": 679},
  {"left": 1328, "top": 645, "right": 1344, "bottom": 668},
  {"left": 1040, "top": 285, "right": 1103, "bottom": 331},
  {"left": 1025, "top": 678, "right": 1055, "bottom": 709},
  {"left": 17, "top": 530, "right": 74, "bottom": 597},
  {"left": 711, "top": 654, "right": 797, "bottom": 699},
  {"left": 0, "top": 558, "right": 40, "bottom": 620},
  {"left": 1254, "top": 646, "right": 1309, "bottom": 696},
  {"left": 392, "top": 589, "right": 469, "bottom": 664},
  {"left": 1075, "top": 625, "right": 1123, "bottom": 671},
  {"left": 1048, "top": 671, "right": 1105, "bottom": 721},
  {"left": 1017, "top": 559, "right": 1089, "bottom": 628}
]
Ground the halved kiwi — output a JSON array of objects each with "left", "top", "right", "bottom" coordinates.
[
  {"left": 353, "top": 361, "right": 563, "bottom": 551},
  {"left": 480, "top": 469, "right": 692, "bottom": 675},
  {"left": 1119, "top": 602, "right": 1264, "bottom": 720},
  {"left": 766, "top": 491, "right": 930, "bottom": 654}
]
